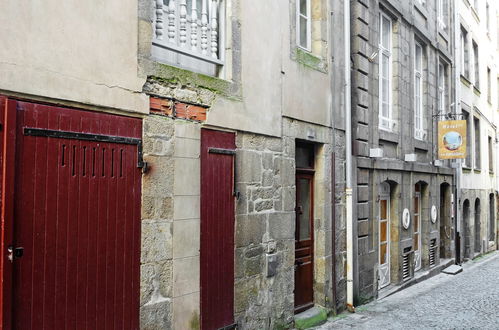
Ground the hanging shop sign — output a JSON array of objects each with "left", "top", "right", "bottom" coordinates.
[{"left": 438, "top": 120, "right": 467, "bottom": 159}]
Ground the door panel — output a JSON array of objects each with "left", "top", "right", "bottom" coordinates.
[
  {"left": 200, "top": 129, "right": 236, "bottom": 330},
  {"left": 414, "top": 191, "right": 422, "bottom": 271},
  {"left": 11, "top": 101, "right": 142, "bottom": 329},
  {"left": 295, "top": 173, "right": 314, "bottom": 312},
  {"left": 378, "top": 195, "right": 390, "bottom": 289}
]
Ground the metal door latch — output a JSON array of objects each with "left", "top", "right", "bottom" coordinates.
[{"left": 7, "top": 245, "right": 24, "bottom": 262}]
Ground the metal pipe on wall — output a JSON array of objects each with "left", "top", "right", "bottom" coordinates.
[{"left": 344, "top": 0, "right": 354, "bottom": 312}]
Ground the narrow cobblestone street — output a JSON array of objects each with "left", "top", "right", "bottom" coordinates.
[{"left": 316, "top": 252, "right": 499, "bottom": 329}]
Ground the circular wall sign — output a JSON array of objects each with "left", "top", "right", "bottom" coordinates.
[
  {"left": 402, "top": 208, "right": 411, "bottom": 229},
  {"left": 431, "top": 205, "right": 437, "bottom": 223}
]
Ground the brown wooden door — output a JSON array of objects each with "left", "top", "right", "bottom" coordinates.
[
  {"left": 200, "top": 129, "right": 236, "bottom": 330},
  {"left": 8, "top": 101, "right": 142, "bottom": 329},
  {"left": 294, "top": 172, "right": 314, "bottom": 313}
]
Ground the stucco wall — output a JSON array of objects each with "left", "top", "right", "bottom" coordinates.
[{"left": 0, "top": 0, "right": 148, "bottom": 113}]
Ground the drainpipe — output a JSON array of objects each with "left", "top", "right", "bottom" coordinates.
[
  {"left": 453, "top": 0, "right": 462, "bottom": 264},
  {"left": 344, "top": 0, "right": 354, "bottom": 312}
]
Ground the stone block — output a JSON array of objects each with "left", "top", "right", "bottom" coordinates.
[
  {"left": 173, "top": 195, "right": 200, "bottom": 220},
  {"left": 173, "top": 158, "right": 200, "bottom": 196},
  {"left": 235, "top": 248, "right": 245, "bottom": 279},
  {"left": 354, "top": 70, "right": 369, "bottom": 91},
  {"left": 358, "top": 236, "right": 369, "bottom": 256},
  {"left": 174, "top": 137, "right": 200, "bottom": 159},
  {"left": 354, "top": 54, "right": 370, "bottom": 75},
  {"left": 356, "top": 123, "right": 369, "bottom": 141},
  {"left": 173, "top": 256, "right": 200, "bottom": 297},
  {"left": 268, "top": 213, "right": 294, "bottom": 240},
  {"left": 262, "top": 152, "right": 274, "bottom": 170},
  {"left": 245, "top": 256, "right": 262, "bottom": 276},
  {"left": 357, "top": 202, "right": 369, "bottom": 219},
  {"left": 142, "top": 155, "right": 174, "bottom": 197},
  {"left": 140, "top": 299, "right": 172, "bottom": 330},
  {"left": 357, "top": 185, "right": 369, "bottom": 202},
  {"left": 358, "top": 219, "right": 370, "bottom": 237},
  {"left": 353, "top": 2, "right": 369, "bottom": 24},
  {"left": 276, "top": 157, "right": 295, "bottom": 187},
  {"left": 173, "top": 219, "right": 200, "bottom": 259},
  {"left": 355, "top": 140, "right": 369, "bottom": 157},
  {"left": 266, "top": 254, "right": 278, "bottom": 277},
  {"left": 173, "top": 292, "right": 200, "bottom": 330},
  {"left": 355, "top": 105, "right": 369, "bottom": 125},
  {"left": 157, "top": 197, "right": 174, "bottom": 219},
  {"left": 141, "top": 221, "right": 172, "bottom": 263},
  {"left": 143, "top": 136, "right": 174, "bottom": 157},
  {"left": 282, "top": 187, "right": 296, "bottom": 212},
  {"left": 235, "top": 214, "right": 266, "bottom": 247},
  {"left": 255, "top": 200, "right": 273, "bottom": 212},
  {"left": 355, "top": 88, "right": 369, "bottom": 108},
  {"left": 144, "top": 115, "right": 175, "bottom": 137},
  {"left": 262, "top": 170, "right": 274, "bottom": 187},
  {"left": 234, "top": 277, "right": 259, "bottom": 313},
  {"left": 140, "top": 263, "right": 156, "bottom": 306},
  {"left": 245, "top": 244, "right": 264, "bottom": 258},
  {"left": 142, "top": 195, "right": 156, "bottom": 219},
  {"left": 265, "top": 137, "right": 283, "bottom": 152},
  {"left": 236, "top": 150, "right": 262, "bottom": 183},
  {"left": 158, "top": 260, "right": 173, "bottom": 299},
  {"left": 174, "top": 121, "right": 201, "bottom": 139},
  {"left": 357, "top": 169, "right": 369, "bottom": 185}
]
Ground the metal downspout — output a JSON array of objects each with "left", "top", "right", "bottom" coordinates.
[{"left": 344, "top": 0, "right": 354, "bottom": 312}]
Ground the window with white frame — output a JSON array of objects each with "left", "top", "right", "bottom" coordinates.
[
  {"left": 473, "top": 41, "right": 480, "bottom": 89},
  {"left": 461, "top": 27, "right": 470, "bottom": 79},
  {"left": 414, "top": 43, "right": 425, "bottom": 140},
  {"left": 437, "top": 0, "right": 447, "bottom": 30},
  {"left": 379, "top": 13, "right": 393, "bottom": 130},
  {"left": 297, "top": 0, "right": 311, "bottom": 51},
  {"left": 152, "top": 0, "right": 225, "bottom": 76},
  {"left": 438, "top": 62, "right": 446, "bottom": 114}
]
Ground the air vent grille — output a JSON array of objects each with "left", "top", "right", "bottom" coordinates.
[{"left": 429, "top": 239, "right": 437, "bottom": 267}]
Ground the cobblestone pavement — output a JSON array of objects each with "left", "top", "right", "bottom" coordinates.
[{"left": 315, "top": 252, "right": 499, "bottom": 330}]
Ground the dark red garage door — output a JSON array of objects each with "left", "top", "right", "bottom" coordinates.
[
  {"left": 200, "top": 129, "right": 236, "bottom": 330},
  {"left": 5, "top": 100, "right": 142, "bottom": 329}
]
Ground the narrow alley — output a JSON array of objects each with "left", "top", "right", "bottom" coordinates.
[{"left": 316, "top": 252, "right": 499, "bottom": 329}]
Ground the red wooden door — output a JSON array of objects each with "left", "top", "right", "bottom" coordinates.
[
  {"left": 294, "top": 173, "right": 314, "bottom": 313},
  {"left": 9, "top": 101, "right": 142, "bottom": 329},
  {"left": 200, "top": 129, "right": 236, "bottom": 330}
]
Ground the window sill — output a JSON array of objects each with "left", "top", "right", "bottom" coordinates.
[
  {"left": 414, "top": 139, "right": 428, "bottom": 151},
  {"left": 463, "top": 166, "right": 472, "bottom": 172},
  {"left": 474, "top": 168, "right": 481, "bottom": 173},
  {"left": 379, "top": 129, "right": 398, "bottom": 144},
  {"left": 145, "top": 60, "right": 238, "bottom": 100},
  {"left": 461, "top": 75, "right": 472, "bottom": 87},
  {"left": 489, "top": 170, "right": 494, "bottom": 175},
  {"left": 293, "top": 47, "right": 328, "bottom": 73},
  {"left": 471, "top": 7, "right": 480, "bottom": 23},
  {"left": 473, "top": 86, "right": 481, "bottom": 96}
]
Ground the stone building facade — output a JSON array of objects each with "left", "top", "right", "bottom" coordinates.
[
  {"left": 457, "top": 0, "right": 499, "bottom": 261},
  {"left": 350, "top": 0, "right": 456, "bottom": 303},
  {"left": 0, "top": 1, "right": 349, "bottom": 329},
  {"left": 138, "top": 0, "right": 348, "bottom": 328}
]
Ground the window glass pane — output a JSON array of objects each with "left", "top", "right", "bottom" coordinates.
[
  {"left": 380, "top": 199, "right": 387, "bottom": 219},
  {"left": 382, "top": 103, "right": 389, "bottom": 118},
  {"left": 415, "top": 45, "right": 422, "bottom": 71},
  {"left": 380, "top": 243, "right": 387, "bottom": 264},
  {"left": 382, "top": 78, "right": 389, "bottom": 102},
  {"left": 298, "top": 178, "right": 311, "bottom": 241},
  {"left": 296, "top": 144, "right": 313, "bottom": 168},
  {"left": 299, "top": 16, "right": 308, "bottom": 48},
  {"left": 380, "top": 221, "right": 387, "bottom": 242},
  {"left": 382, "top": 16, "right": 390, "bottom": 48},
  {"left": 300, "top": 0, "right": 308, "bottom": 16},
  {"left": 382, "top": 54, "right": 389, "bottom": 78}
]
